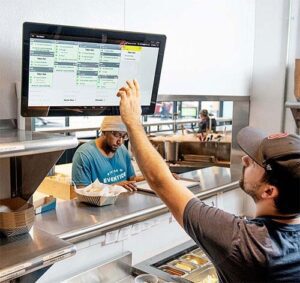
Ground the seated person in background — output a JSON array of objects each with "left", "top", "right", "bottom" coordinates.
[
  {"left": 198, "top": 109, "right": 216, "bottom": 133},
  {"left": 197, "top": 109, "right": 216, "bottom": 141},
  {"left": 72, "top": 116, "right": 143, "bottom": 191}
]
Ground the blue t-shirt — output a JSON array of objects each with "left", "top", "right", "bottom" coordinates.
[{"left": 72, "top": 141, "right": 135, "bottom": 186}]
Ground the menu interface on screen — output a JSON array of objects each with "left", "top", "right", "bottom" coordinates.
[{"left": 28, "top": 34, "right": 160, "bottom": 107}]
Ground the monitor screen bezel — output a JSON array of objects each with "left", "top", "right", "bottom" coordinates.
[{"left": 21, "top": 22, "right": 166, "bottom": 117}]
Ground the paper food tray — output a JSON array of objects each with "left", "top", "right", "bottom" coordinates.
[
  {"left": 76, "top": 193, "right": 118, "bottom": 207},
  {"left": 74, "top": 180, "right": 126, "bottom": 207}
]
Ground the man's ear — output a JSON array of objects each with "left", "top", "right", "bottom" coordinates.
[{"left": 261, "top": 185, "right": 278, "bottom": 199}]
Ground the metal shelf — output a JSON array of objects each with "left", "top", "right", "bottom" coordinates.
[
  {"left": 0, "top": 129, "right": 78, "bottom": 158},
  {"left": 0, "top": 129, "right": 78, "bottom": 200},
  {"left": 285, "top": 101, "right": 300, "bottom": 128},
  {"left": 0, "top": 130, "right": 78, "bottom": 281},
  {"left": 0, "top": 227, "right": 75, "bottom": 282}
]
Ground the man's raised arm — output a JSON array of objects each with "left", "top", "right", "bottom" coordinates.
[{"left": 117, "top": 80, "right": 195, "bottom": 226}]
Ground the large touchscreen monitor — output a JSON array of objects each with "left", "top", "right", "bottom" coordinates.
[{"left": 21, "top": 22, "right": 166, "bottom": 116}]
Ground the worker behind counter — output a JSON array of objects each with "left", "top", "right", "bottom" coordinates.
[
  {"left": 197, "top": 109, "right": 216, "bottom": 141},
  {"left": 72, "top": 116, "right": 143, "bottom": 191}
]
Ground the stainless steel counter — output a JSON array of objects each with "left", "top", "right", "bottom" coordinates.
[
  {"left": 0, "top": 166, "right": 241, "bottom": 282},
  {"left": 34, "top": 167, "right": 240, "bottom": 243}
]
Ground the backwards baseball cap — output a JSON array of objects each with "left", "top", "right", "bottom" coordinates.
[
  {"left": 100, "top": 116, "right": 127, "bottom": 132},
  {"left": 237, "top": 127, "right": 300, "bottom": 175}
]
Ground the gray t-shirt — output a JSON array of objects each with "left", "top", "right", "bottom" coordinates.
[{"left": 183, "top": 198, "right": 300, "bottom": 283}]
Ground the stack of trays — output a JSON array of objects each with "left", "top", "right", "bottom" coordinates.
[
  {"left": 0, "top": 198, "right": 35, "bottom": 237},
  {"left": 159, "top": 248, "right": 218, "bottom": 283}
]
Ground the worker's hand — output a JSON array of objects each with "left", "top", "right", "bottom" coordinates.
[
  {"left": 117, "top": 180, "right": 138, "bottom": 192},
  {"left": 117, "top": 80, "right": 142, "bottom": 127}
]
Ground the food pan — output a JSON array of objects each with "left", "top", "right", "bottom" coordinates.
[
  {"left": 159, "top": 265, "right": 186, "bottom": 276},
  {"left": 180, "top": 254, "right": 208, "bottom": 267},
  {"left": 191, "top": 248, "right": 206, "bottom": 257},
  {"left": 168, "top": 260, "right": 197, "bottom": 273},
  {"left": 184, "top": 265, "right": 218, "bottom": 283}
]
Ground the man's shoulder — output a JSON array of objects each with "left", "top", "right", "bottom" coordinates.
[
  {"left": 75, "top": 140, "right": 97, "bottom": 156},
  {"left": 114, "top": 144, "right": 129, "bottom": 155},
  {"left": 115, "top": 145, "right": 131, "bottom": 160},
  {"left": 119, "top": 144, "right": 129, "bottom": 152},
  {"left": 79, "top": 140, "right": 95, "bottom": 149}
]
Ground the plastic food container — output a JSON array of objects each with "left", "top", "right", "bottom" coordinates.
[{"left": 0, "top": 197, "right": 35, "bottom": 237}]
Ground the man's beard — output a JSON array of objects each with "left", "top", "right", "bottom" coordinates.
[
  {"left": 239, "top": 166, "right": 246, "bottom": 191},
  {"left": 108, "top": 145, "right": 118, "bottom": 153},
  {"left": 239, "top": 166, "right": 259, "bottom": 202},
  {"left": 103, "top": 141, "right": 118, "bottom": 153}
]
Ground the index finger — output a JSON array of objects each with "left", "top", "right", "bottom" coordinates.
[
  {"left": 133, "top": 79, "right": 140, "bottom": 95},
  {"left": 126, "top": 80, "right": 135, "bottom": 90}
]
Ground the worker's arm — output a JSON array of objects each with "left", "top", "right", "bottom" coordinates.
[
  {"left": 117, "top": 80, "right": 195, "bottom": 227},
  {"left": 130, "top": 175, "right": 145, "bottom": 182}
]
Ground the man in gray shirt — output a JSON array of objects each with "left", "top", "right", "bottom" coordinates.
[{"left": 117, "top": 80, "right": 300, "bottom": 282}]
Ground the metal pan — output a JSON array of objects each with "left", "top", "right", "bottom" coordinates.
[
  {"left": 159, "top": 265, "right": 186, "bottom": 277},
  {"left": 180, "top": 254, "right": 208, "bottom": 267},
  {"left": 168, "top": 260, "right": 198, "bottom": 273}
]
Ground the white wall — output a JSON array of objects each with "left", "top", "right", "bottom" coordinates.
[
  {"left": 284, "top": 0, "right": 300, "bottom": 133},
  {"left": 126, "top": 0, "right": 255, "bottom": 96},
  {"left": 250, "top": 0, "right": 299, "bottom": 134},
  {"left": 0, "top": 0, "right": 255, "bottom": 120}
]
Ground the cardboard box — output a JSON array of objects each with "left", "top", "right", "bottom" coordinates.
[
  {"left": 37, "top": 173, "right": 76, "bottom": 200},
  {"left": 0, "top": 197, "right": 35, "bottom": 237},
  {"left": 33, "top": 192, "right": 56, "bottom": 214}
]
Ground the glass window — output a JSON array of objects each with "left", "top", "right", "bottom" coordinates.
[
  {"left": 222, "top": 101, "right": 233, "bottom": 118},
  {"left": 34, "top": 117, "right": 66, "bottom": 130},
  {"left": 181, "top": 101, "right": 198, "bottom": 118},
  {"left": 34, "top": 100, "right": 233, "bottom": 137},
  {"left": 201, "top": 101, "right": 220, "bottom": 118},
  {"left": 144, "top": 102, "right": 174, "bottom": 133}
]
